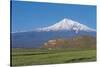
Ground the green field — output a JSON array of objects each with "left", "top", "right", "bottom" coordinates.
[{"left": 11, "top": 48, "right": 96, "bottom": 66}]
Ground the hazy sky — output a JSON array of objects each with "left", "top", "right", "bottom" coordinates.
[{"left": 11, "top": 1, "right": 96, "bottom": 32}]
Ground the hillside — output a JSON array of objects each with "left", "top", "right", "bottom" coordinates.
[{"left": 42, "top": 35, "right": 96, "bottom": 49}]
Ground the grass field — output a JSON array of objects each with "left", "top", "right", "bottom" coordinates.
[{"left": 11, "top": 48, "right": 96, "bottom": 66}]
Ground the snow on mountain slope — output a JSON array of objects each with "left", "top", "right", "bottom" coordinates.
[{"left": 35, "top": 18, "right": 96, "bottom": 33}]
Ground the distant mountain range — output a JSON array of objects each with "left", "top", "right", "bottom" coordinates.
[{"left": 12, "top": 18, "right": 96, "bottom": 48}]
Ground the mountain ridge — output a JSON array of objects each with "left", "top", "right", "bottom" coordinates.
[{"left": 35, "top": 18, "right": 95, "bottom": 33}]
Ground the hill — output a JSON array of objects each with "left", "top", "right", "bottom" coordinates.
[{"left": 42, "top": 35, "right": 96, "bottom": 49}]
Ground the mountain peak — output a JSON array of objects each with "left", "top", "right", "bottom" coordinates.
[
  {"left": 35, "top": 18, "right": 96, "bottom": 33},
  {"left": 57, "top": 18, "right": 72, "bottom": 24},
  {"left": 61, "top": 18, "right": 68, "bottom": 22}
]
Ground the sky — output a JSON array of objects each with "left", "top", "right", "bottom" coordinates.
[{"left": 11, "top": 0, "right": 96, "bottom": 33}]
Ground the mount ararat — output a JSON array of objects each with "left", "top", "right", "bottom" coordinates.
[
  {"left": 12, "top": 18, "right": 96, "bottom": 48},
  {"left": 35, "top": 18, "right": 95, "bottom": 33}
]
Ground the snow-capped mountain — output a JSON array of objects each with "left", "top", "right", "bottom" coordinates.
[
  {"left": 35, "top": 18, "right": 95, "bottom": 33},
  {"left": 12, "top": 18, "right": 96, "bottom": 48}
]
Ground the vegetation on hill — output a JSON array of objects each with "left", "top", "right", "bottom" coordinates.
[{"left": 42, "top": 35, "right": 96, "bottom": 49}]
